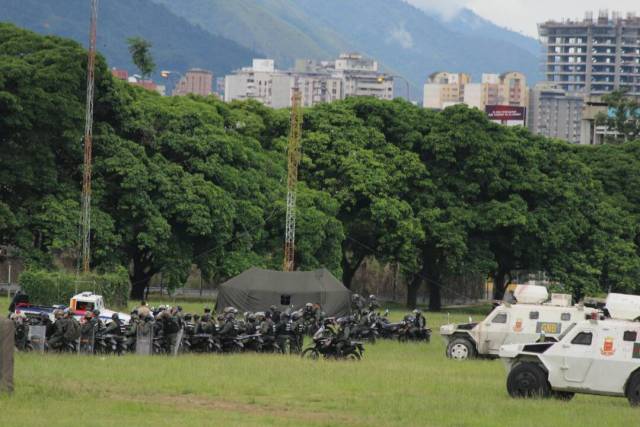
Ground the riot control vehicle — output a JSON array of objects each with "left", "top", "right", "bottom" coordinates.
[
  {"left": 440, "top": 285, "right": 596, "bottom": 360},
  {"left": 500, "top": 293, "right": 640, "bottom": 406}
]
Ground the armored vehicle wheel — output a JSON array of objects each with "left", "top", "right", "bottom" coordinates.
[
  {"left": 507, "top": 362, "right": 551, "bottom": 399},
  {"left": 446, "top": 337, "right": 476, "bottom": 360},
  {"left": 552, "top": 391, "right": 575, "bottom": 401},
  {"left": 625, "top": 371, "right": 640, "bottom": 406}
]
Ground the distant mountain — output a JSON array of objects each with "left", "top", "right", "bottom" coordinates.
[
  {"left": 0, "top": 0, "right": 260, "bottom": 80},
  {"left": 152, "top": 0, "right": 542, "bottom": 100}
]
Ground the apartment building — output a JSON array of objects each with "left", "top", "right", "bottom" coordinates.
[
  {"left": 423, "top": 72, "right": 471, "bottom": 109},
  {"left": 224, "top": 54, "right": 393, "bottom": 108},
  {"left": 424, "top": 71, "right": 527, "bottom": 110},
  {"left": 539, "top": 11, "right": 640, "bottom": 96},
  {"left": 528, "top": 82, "right": 584, "bottom": 144},
  {"left": 172, "top": 69, "right": 213, "bottom": 97}
]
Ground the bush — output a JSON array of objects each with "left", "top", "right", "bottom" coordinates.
[{"left": 19, "top": 267, "right": 130, "bottom": 308}]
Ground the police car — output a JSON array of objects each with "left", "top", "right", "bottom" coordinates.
[
  {"left": 440, "top": 285, "right": 596, "bottom": 360},
  {"left": 500, "top": 293, "right": 640, "bottom": 405}
]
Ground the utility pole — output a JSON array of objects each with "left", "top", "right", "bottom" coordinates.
[
  {"left": 80, "top": 0, "right": 98, "bottom": 274},
  {"left": 283, "top": 89, "right": 303, "bottom": 272}
]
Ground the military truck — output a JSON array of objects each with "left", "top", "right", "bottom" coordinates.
[
  {"left": 500, "top": 293, "right": 640, "bottom": 405},
  {"left": 440, "top": 285, "right": 596, "bottom": 360}
]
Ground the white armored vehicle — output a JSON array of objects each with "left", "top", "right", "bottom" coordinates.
[
  {"left": 440, "top": 285, "right": 596, "bottom": 360},
  {"left": 500, "top": 293, "right": 640, "bottom": 405}
]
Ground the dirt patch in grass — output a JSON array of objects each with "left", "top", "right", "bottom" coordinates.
[{"left": 131, "top": 394, "right": 363, "bottom": 425}]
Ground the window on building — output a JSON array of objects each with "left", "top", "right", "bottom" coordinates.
[
  {"left": 624, "top": 331, "right": 637, "bottom": 342},
  {"left": 529, "top": 311, "right": 540, "bottom": 320},
  {"left": 280, "top": 295, "right": 291, "bottom": 305},
  {"left": 561, "top": 313, "right": 571, "bottom": 321}
]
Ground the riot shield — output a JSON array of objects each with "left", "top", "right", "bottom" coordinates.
[
  {"left": 136, "top": 323, "right": 153, "bottom": 356},
  {"left": 27, "top": 326, "right": 47, "bottom": 353},
  {"left": 78, "top": 327, "right": 95, "bottom": 355},
  {"left": 172, "top": 329, "right": 184, "bottom": 357}
]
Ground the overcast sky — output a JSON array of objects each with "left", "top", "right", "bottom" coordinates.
[{"left": 406, "top": 0, "right": 640, "bottom": 37}]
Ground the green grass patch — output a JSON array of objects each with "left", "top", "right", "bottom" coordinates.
[{"left": 1, "top": 296, "right": 638, "bottom": 426}]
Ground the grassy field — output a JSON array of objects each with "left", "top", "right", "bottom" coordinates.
[{"left": 1, "top": 297, "right": 638, "bottom": 426}]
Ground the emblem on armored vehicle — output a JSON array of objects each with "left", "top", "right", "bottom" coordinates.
[{"left": 601, "top": 336, "right": 616, "bottom": 356}]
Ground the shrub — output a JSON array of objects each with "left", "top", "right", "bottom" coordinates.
[{"left": 19, "top": 267, "right": 130, "bottom": 308}]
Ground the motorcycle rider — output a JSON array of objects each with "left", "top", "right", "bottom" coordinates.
[
  {"left": 408, "top": 309, "right": 426, "bottom": 339},
  {"left": 335, "top": 316, "right": 352, "bottom": 356},
  {"left": 368, "top": 294, "right": 380, "bottom": 311},
  {"left": 104, "top": 313, "right": 123, "bottom": 336}
]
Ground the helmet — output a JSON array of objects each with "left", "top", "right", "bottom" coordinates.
[
  {"left": 40, "top": 312, "right": 49, "bottom": 320},
  {"left": 176, "top": 306, "right": 183, "bottom": 312},
  {"left": 184, "top": 314, "right": 193, "bottom": 322},
  {"left": 111, "top": 313, "right": 119, "bottom": 321},
  {"left": 131, "top": 309, "right": 139, "bottom": 315},
  {"left": 305, "top": 303, "right": 313, "bottom": 309},
  {"left": 280, "top": 312, "right": 290, "bottom": 321},
  {"left": 247, "top": 313, "right": 256, "bottom": 321},
  {"left": 255, "top": 312, "right": 265, "bottom": 320},
  {"left": 413, "top": 309, "right": 421, "bottom": 315},
  {"left": 204, "top": 307, "right": 211, "bottom": 314},
  {"left": 84, "top": 312, "right": 92, "bottom": 319},
  {"left": 292, "top": 312, "right": 301, "bottom": 321},
  {"left": 369, "top": 294, "right": 376, "bottom": 300},
  {"left": 92, "top": 309, "right": 100, "bottom": 316}
]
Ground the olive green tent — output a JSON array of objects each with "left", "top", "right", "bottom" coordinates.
[{"left": 215, "top": 268, "right": 351, "bottom": 317}]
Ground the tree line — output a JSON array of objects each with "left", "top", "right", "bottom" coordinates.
[{"left": 2, "top": 24, "right": 640, "bottom": 309}]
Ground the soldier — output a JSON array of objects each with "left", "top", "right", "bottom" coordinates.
[
  {"left": 351, "top": 294, "right": 365, "bottom": 316},
  {"left": 163, "top": 308, "right": 182, "bottom": 354},
  {"left": 104, "top": 313, "right": 122, "bottom": 336},
  {"left": 368, "top": 294, "right": 380, "bottom": 311},
  {"left": 90, "top": 309, "right": 105, "bottom": 336},
  {"left": 268, "top": 305, "right": 281, "bottom": 325},
  {"left": 125, "top": 312, "right": 140, "bottom": 351},
  {"left": 335, "top": 316, "right": 352, "bottom": 356},
  {"left": 64, "top": 309, "right": 81, "bottom": 349},
  {"left": 255, "top": 312, "right": 274, "bottom": 350},
  {"left": 47, "top": 310, "right": 67, "bottom": 351},
  {"left": 275, "top": 312, "right": 292, "bottom": 353},
  {"left": 136, "top": 300, "right": 151, "bottom": 319},
  {"left": 10, "top": 314, "right": 27, "bottom": 351},
  {"left": 408, "top": 309, "right": 426, "bottom": 339},
  {"left": 290, "top": 311, "right": 305, "bottom": 353}
]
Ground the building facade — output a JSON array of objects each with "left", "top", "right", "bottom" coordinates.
[
  {"left": 172, "top": 69, "right": 213, "bottom": 96},
  {"left": 224, "top": 54, "right": 393, "bottom": 108},
  {"left": 423, "top": 72, "right": 471, "bottom": 109},
  {"left": 528, "top": 82, "right": 584, "bottom": 144},
  {"left": 539, "top": 11, "right": 640, "bottom": 96},
  {"left": 424, "top": 71, "right": 528, "bottom": 110}
]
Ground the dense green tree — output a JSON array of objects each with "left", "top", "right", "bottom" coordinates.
[
  {"left": 127, "top": 36, "right": 155, "bottom": 79},
  {"left": 595, "top": 90, "right": 640, "bottom": 143}
]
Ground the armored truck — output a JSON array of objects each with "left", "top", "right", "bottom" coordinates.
[
  {"left": 440, "top": 285, "right": 596, "bottom": 360},
  {"left": 500, "top": 293, "right": 640, "bottom": 405}
]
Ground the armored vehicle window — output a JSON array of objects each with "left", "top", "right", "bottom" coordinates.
[
  {"left": 529, "top": 311, "right": 539, "bottom": 320},
  {"left": 492, "top": 313, "right": 507, "bottom": 324},
  {"left": 280, "top": 295, "right": 291, "bottom": 305},
  {"left": 624, "top": 331, "right": 637, "bottom": 342},
  {"left": 561, "top": 313, "right": 571, "bottom": 321},
  {"left": 571, "top": 332, "right": 593, "bottom": 346}
]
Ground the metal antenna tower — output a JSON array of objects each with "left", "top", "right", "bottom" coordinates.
[
  {"left": 80, "top": 0, "right": 98, "bottom": 273},
  {"left": 283, "top": 89, "right": 303, "bottom": 272}
]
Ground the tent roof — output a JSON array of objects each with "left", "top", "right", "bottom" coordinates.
[{"left": 219, "top": 267, "right": 347, "bottom": 293}]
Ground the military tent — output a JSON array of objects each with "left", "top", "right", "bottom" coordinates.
[{"left": 215, "top": 268, "right": 351, "bottom": 317}]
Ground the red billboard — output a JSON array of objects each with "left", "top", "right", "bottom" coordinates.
[{"left": 485, "top": 105, "right": 527, "bottom": 126}]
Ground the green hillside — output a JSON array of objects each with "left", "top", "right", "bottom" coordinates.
[{"left": 0, "top": 0, "right": 261, "bottom": 78}]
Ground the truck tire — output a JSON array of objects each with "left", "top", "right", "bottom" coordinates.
[
  {"left": 446, "top": 337, "right": 476, "bottom": 360},
  {"left": 625, "top": 371, "right": 640, "bottom": 406},
  {"left": 507, "top": 362, "right": 551, "bottom": 399}
]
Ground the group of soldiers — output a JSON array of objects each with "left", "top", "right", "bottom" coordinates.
[{"left": 8, "top": 293, "right": 429, "bottom": 357}]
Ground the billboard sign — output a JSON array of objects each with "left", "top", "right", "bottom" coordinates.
[{"left": 485, "top": 105, "right": 527, "bottom": 127}]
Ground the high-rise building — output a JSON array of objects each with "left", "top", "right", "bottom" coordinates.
[
  {"left": 172, "top": 69, "right": 213, "bottom": 96},
  {"left": 539, "top": 11, "right": 640, "bottom": 96},
  {"left": 528, "top": 82, "right": 584, "bottom": 144},
  {"left": 224, "top": 54, "right": 393, "bottom": 108}
]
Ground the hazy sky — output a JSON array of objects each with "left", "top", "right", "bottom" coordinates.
[{"left": 406, "top": 0, "right": 640, "bottom": 37}]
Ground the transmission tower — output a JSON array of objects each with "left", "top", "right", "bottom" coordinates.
[
  {"left": 80, "top": 0, "right": 98, "bottom": 273},
  {"left": 283, "top": 89, "right": 303, "bottom": 272}
]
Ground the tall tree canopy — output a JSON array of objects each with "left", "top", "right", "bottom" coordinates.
[{"left": 3, "top": 24, "right": 640, "bottom": 307}]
